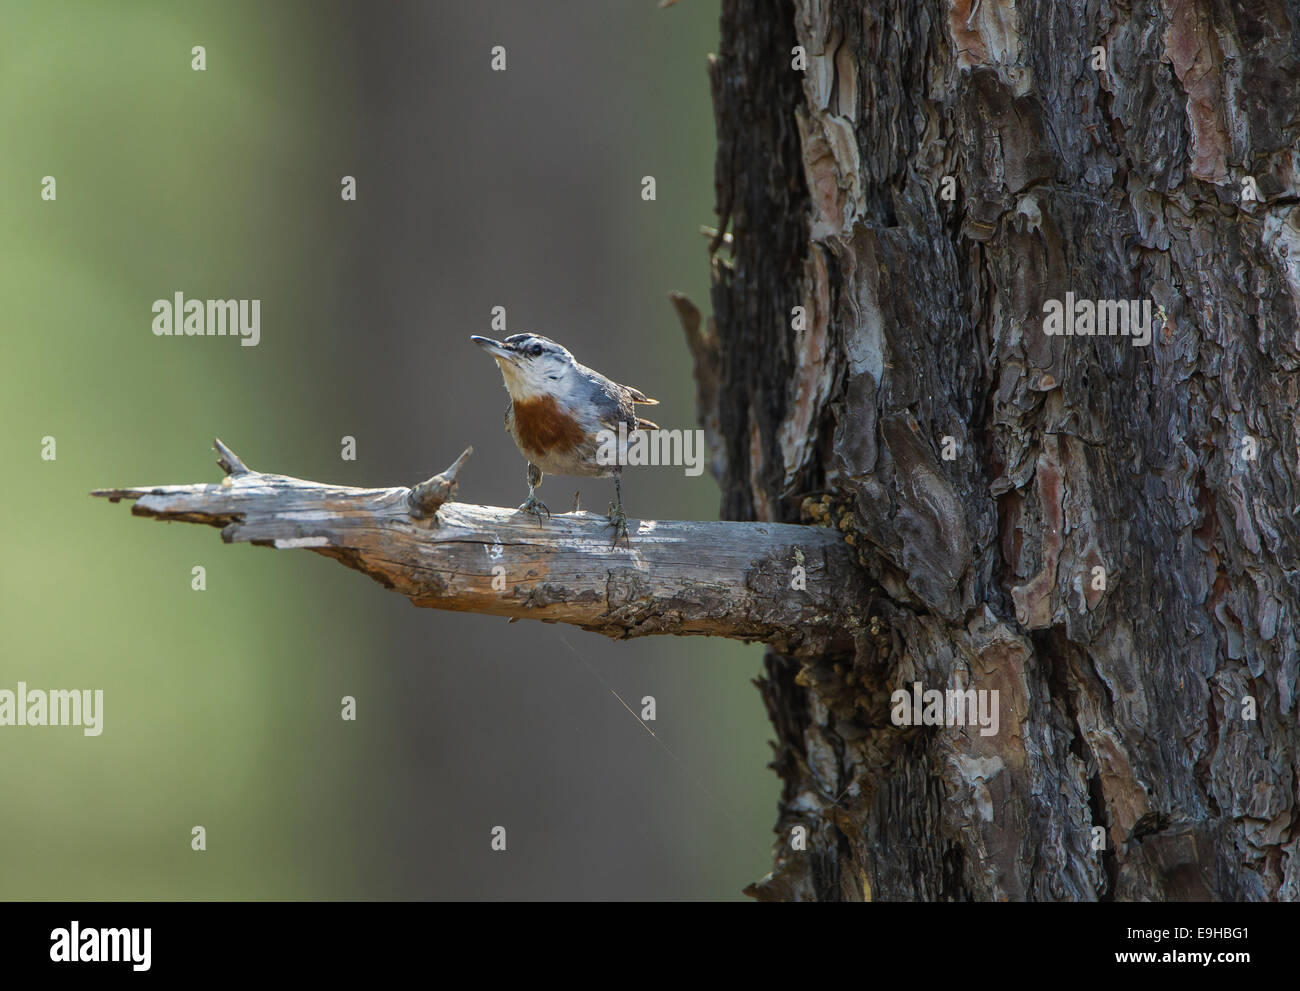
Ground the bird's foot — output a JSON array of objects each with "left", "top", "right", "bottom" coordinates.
[
  {"left": 517, "top": 494, "right": 551, "bottom": 525},
  {"left": 606, "top": 502, "right": 630, "bottom": 548}
]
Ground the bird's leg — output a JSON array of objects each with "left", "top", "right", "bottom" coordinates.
[
  {"left": 518, "top": 463, "right": 550, "bottom": 525},
  {"left": 606, "top": 471, "right": 630, "bottom": 548}
]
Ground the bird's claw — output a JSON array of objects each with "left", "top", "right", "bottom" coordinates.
[
  {"left": 606, "top": 502, "right": 630, "bottom": 548},
  {"left": 518, "top": 495, "right": 550, "bottom": 525}
]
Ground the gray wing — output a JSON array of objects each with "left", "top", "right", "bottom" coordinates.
[{"left": 573, "top": 365, "right": 655, "bottom": 432}]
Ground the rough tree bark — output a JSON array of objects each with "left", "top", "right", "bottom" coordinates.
[{"left": 705, "top": 0, "right": 1300, "bottom": 900}]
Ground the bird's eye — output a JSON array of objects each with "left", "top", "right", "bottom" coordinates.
[{"left": 529, "top": 344, "right": 544, "bottom": 357}]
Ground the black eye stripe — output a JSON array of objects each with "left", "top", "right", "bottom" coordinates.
[{"left": 501, "top": 335, "right": 560, "bottom": 358}]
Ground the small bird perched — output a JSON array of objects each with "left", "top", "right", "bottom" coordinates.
[{"left": 470, "top": 333, "right": 658, "bottom": 546}]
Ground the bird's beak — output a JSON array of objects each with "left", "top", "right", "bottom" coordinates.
[{"left": 470, "top": 335, "right": 517, "bottom": 363}]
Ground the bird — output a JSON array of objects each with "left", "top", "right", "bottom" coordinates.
[{"left": 470, "top": 333, "right": 658, "bottom": 546}]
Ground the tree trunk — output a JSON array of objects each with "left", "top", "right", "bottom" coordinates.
[{"left": 709, "top": 0, "right": 1300, "bottom": 901}]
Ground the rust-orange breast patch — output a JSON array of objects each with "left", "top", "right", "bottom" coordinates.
[{"left": 512, "top": 395, "right": 587, "bottom": 456}]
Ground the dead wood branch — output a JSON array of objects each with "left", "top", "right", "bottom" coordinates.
[{"left": 92, "top": 440, "right": 867, "bottom": 655}]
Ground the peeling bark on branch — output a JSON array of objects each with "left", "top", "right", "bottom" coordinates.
[{"left": 92, "top": 442, "right": 868, "bottom": 655}]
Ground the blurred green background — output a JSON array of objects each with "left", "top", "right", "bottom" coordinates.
[{"left": 0, "top": 0, "right": 775, "bottom": 899}]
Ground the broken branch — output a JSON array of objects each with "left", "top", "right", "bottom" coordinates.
[{"left": 92, "top": 441, "right": 867, "bottom": 655}]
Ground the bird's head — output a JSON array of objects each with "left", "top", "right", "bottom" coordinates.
[{"left": 471, "top": 333, "right": 577, "bottom": 400}]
